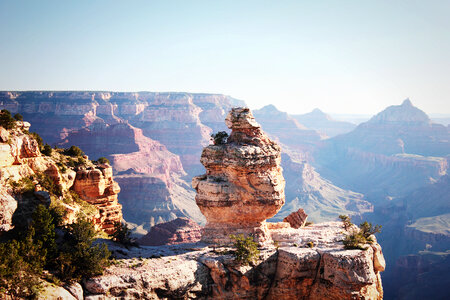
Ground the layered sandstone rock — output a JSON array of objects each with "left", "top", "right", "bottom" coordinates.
[
  {"left": 59, "top": 121, "right": 205, "bottom": 230},
  {"left": 192, "top": 107, "right": 285, "bottom": 245},
  {"left": 84, "top": 222, "right": 385, "bottom": 299},
  {"left": 72, "top": 164, "right": 122, "bottom": 234},
  {"left": 138, "top": 217, "right": 202, "bottom": 246},
  {"left": 283, "top": 208, "right": 308, "bottom": 229},
  {"left": 0, "top": 119, "right": 124, "bottom": 235}
]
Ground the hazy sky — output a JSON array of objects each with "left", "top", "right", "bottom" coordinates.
[{"left": 1, "top": 0, "right": 449, "bottom": 114}]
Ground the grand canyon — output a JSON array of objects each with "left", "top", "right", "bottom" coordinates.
[{"left": 0, "top": 91, "right": 448, "bottom": 299}]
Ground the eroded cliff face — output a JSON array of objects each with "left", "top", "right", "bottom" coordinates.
[
  {"left": 84, "top": 222, "right": 385, "bottom": 300},
  {"left": 192, "top": 107, "right": 285, "bottom": 246},
  {"left": 1, "top": 91, "right": 237, "bottom": 231},
  {"left": 60, "top": 121, "right": 204, "bottom": 230},
  {"left": 72, "top": 165, "right": 122, "bottom": 234},
  {"left": 0, "top": 120, "right": 123, "bottom": 235}
]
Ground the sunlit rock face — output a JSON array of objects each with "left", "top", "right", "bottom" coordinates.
[
  {"left": 72, "top": 164, "right": 122, "bottom": 234},
  {"left": 192, "top": 107, "right": 285, "bottom": 245}
]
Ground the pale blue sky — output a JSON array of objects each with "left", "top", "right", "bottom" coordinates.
[{"left": 1, "top": 0, "right": 449, "bottom": 114}]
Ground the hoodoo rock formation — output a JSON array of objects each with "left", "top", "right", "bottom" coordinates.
[{"left": 192, "top": 107, "right": 285, "bottom": 245}]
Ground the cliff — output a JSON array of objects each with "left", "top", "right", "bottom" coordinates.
[
  {"left": 84, "top": 222, "right": 385, "bottom": 299},
  {"left": 65, "top": 107, "right": 385, "bottom": 299},
  {"left": 0, "top": 116, "right": 123, "bottom": 235},
  {"left": 0, "top": 91, "right": 237, "bottom": 232},
  {"left": 60, "top": 121, "right": 204, "bottom": 231}
]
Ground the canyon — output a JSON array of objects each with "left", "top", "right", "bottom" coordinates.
[
  {"left": 1, "top": 91, "right": 448, "bottom": 299},
  {"left": 85, "top": 109, "right": 385, "bottom": 299}
]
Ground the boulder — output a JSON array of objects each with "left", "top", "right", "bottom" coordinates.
[{"left": 283, "top": 208, "right": 308, "bottom": 228}]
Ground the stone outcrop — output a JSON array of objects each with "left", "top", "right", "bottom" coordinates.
[
  {"left": 0, "top": 185, "right": 17, "bottom": 232},
  {"left": 72, "top": 164, "right": 122, "bottom": 234},
  {"left": 192, "top": 107, "right": 285, "bottom": 246},
  {"left": 83, "top": 222, "right": 385, "bottom": 299},
  {"left": 283, "top": 208, "right": 308, "bottom": 228},
  {"left": 0, "top": 120, "right": 123, "bottom": 235},
  {"left": 1, "top": 91, "right": 240, "bottom": 232},
  {"left": 138, "top": 217, "right": 202, "bottom": 246}
]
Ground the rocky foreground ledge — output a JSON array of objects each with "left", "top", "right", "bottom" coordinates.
[{"left": 82, "top": 222, "right": 384, "bottom": 300}]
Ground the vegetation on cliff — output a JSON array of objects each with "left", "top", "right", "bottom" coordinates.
[
  {"left": 0, "top": 205, "right": 110, "bottom": 298},
  {"left": 230, "top": 234, "right": 260, "bottom": 266},
  {"left": 339, "top": 215, "right": 382, "bottom": 250},
  {"left": 0, "top": 116, "right": 123, "bottom": 298},
  {"left": 0, "top": 109, "right": 16, "bottom": 130}
]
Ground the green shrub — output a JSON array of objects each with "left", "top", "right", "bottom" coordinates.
[
  {"left": 359, "top": 221, "right": 382, "bottom": 242},
  {"left": 49, "top": 203, "right": 66, "bottom": 228},
  {"left": 230, "top": 234, "right": 260, "bottom": 266},
  {"left": 0, "top": 109, "right": 16, "bottom": 130},
  {"left": 339, "top": 215, "right": 352, "bottom": 230},
  {"left": 110, "top": 221, "right": 135, "bottom": 247},
  {"left": 342, "top": 217, "right": 382, "bottom": 250},
  {"left": 10, "top": 177, "right": 35, "bottom": 195},
  {"left": 0, "top": 205, "right": 60, "bottom": 298},
  {"left": 64, "top": 145, "right": 84, "bottom": 157},
  {"left": 31, "top": 205, "right": 57, "bottom": 260},
  {"left": 77, "top": 157, "right": 86, "bottom": 166},
  {"left": 35, "top": 172, "right": 63, "bottom": 197},
  {"left": 42, "top": 143, "right": 52, "bottom": 156},
  {"left": 13, "top": 113, "right": 23, "bottom": 121},
  {"left": 0, "top": 238, "right": 43, "bottom": 299},
  {"left": 211, "top": 131, "right": 229, "bottom": 145},
  {"left": 57, "top": 217, "right": 110, "bottom": 281},
  {"left": 96, "top": 157, "right": 110, "bottom": 165}
]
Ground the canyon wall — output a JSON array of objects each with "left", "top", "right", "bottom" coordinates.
[{"left": 0, "top": 118, "right": 123, "bottom": 235}]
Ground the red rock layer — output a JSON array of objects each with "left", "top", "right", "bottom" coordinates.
[{"left": 72, "top": 164, "right": 122, "bottom": 234}]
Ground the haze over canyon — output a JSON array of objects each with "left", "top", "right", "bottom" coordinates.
[{"left": 0, "top": 90, "right": 449, "bottom": 299}]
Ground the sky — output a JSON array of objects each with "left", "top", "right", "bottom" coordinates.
[{"left": 0, "top": 0, "right": 449, "bottom": 114}]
